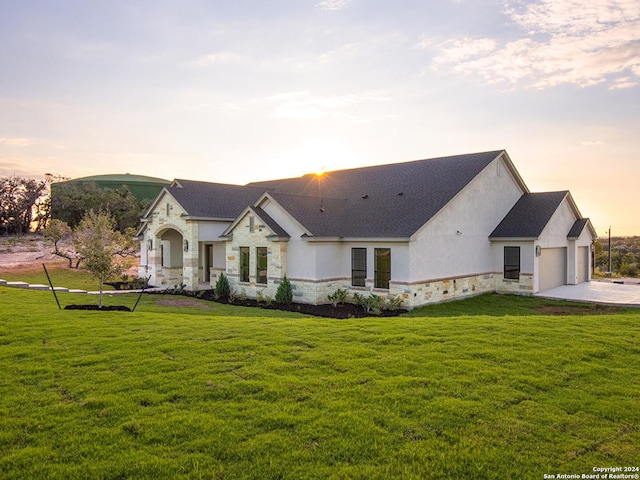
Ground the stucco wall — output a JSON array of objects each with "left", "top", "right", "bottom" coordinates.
[{"left": 410, "top": 155, "right": 524, "bottom": 282}]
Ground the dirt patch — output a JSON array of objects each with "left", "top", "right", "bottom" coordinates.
[
  {"left": 0, "top": 234, "right": 138, "bottom": 276},
  {"left": 533, "top": 304, "right": 624, "bottom": 315},
  {"left": 154, "top": 297, "right": 213, "bottom": 309},
  {"left": 0, "top": 235, "right": 58, "bottom": 269}
]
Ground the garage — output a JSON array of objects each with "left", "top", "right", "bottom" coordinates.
[
  {"left": 539, "top": 247, "right": 567, "bottom": 291},
  {"left": 577, "top": 246, "right": 589, "bottom": 283}
]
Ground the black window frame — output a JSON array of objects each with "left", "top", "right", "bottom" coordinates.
[
  {"left": 351, "top": 248, "right": 367, "bottom": 287},
  {"left": 504, "top": 246, "right": 520, "bottom": 280},
  {"left": 256, "top": 247, "right": 268, "bottom": 285},
  {"left": 239, "top": 246, "right": 250, "bottom": 283},
  {"left": 374, "top": 248, "right": 391, "bottom": 289}
]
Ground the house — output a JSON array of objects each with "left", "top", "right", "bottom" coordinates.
[{"left": 137, "top": 150, "right": 596, "bottom": 307}]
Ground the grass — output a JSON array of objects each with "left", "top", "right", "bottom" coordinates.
[
  {"left": 0, "top": 262, "right": 116, "bottom": 291},
  {"left": 1, "top": 287, "right": 639, "bottom": 479}
]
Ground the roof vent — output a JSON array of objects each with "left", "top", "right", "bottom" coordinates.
[
  {"left": 398, "top": 192, "right": 404, "bottom": 196},
  {"left": 361, "top": 194, "right": 369, "bottom": 199}
]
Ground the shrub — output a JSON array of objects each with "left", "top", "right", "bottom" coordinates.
[
  {"left": 256, "top": 291, "right": 273, "bottom": 305},
  {"left": 327, "top": 288, "right": 349, "bottom": 307},
  {"left": 215, "top": 272, "right": 230, "bottom": 299},
  {"left": 385, "top": 296, "right": 404, "bottom": 311},
  {"left": 275, "top": 275, "right": 293, "bottom": 305},
  {"left": 352, "top": 292, "right": 385, "bottom": 315}
]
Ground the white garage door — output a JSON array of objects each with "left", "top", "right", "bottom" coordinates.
[
  {"left": 539, "top": 247, "right": 567, "bottom": 291},
  {"left": 578, "top": 246, "right": 589, "bottom": 283}
]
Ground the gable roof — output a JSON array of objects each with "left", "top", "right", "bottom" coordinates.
[
  {"left": 489, "top": 191, "right": 570, "bottom": 240},
  {"left": 220, "top": 204, "right": 291, "bottom": 240},
  {"left": 143, "top": 150, "right": 529, "bottom": 238},
  {"left": 248, "top": 150, "right": 513, "bottom": 237},
  {"left": 160, "top": 179, "right": 265, "bottom": 220},
  {"left": 568, "top": 218, "right": 597, "bottom": 240}
]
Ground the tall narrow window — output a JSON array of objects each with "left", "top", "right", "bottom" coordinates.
[
  {"left": 351, "top": 248, "right": 366, "bottom": 287},
  {"left": 256, "top": 247, "right": 268, "bottom": 284},
  {"left": 504, "top": 246, "right": 520, "bottom": 280},
  {"left": 374, "top": 248, "right": 391, "bottom": 289},
  {"left": 240, "top": 247, "right": 250, "bottom": 282}
]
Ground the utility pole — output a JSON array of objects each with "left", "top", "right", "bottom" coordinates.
[{"left": 608, "top": 226, "right": 612, "bottom": 275}]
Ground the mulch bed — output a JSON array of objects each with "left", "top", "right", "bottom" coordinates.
[
  {"left": 159, "top": 289, "right": 408, "bottom": 319},
  {"left": 64, "top": 305, "right": 132, "bottom": 312}
]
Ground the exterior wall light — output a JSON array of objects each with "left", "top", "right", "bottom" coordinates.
[{"left": 183, "top": 239, "right": 189, "bottom": 252}]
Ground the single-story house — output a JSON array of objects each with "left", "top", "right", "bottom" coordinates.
[{"left": 137, "top": 150, "right": 596, "bottom": 308}]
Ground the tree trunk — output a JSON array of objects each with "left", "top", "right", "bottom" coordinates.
[{"left": 99, "top": 278, "right": 103, "bottom": 309}]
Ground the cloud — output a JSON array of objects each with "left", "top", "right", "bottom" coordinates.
[
  {"left": 581, "top": 140, "right": 605, "bottom": 147},
  {"left": 609, "top": 76, "right": 639, "bottom": 89},
  {"left": 194, "top": 52, "right": 242, "bottom": 66},
  {"left": 316, "top": 0, "right": 352, "bottom": 11},
  {"left": 269, "top": 91, "right": 390, "bottom": 119},
  {"left": 429, "top": 0, "right": 640, "bottom": 89},
  {"left": 0, "top": 137, "right": 32, "bottom": 146}
]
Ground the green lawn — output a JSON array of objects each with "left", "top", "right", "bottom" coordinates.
[
  {"left": 0, "top": 262, "right": 115, "bottom": 292},
  {"left": 1, "top": 288, "right": 639, "bottom": 479}
]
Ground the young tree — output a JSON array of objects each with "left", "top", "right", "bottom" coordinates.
[
  {"left": 73, "top": 210, "right": 137, "bottom": 308},
  {"left": 275, "top": 275, "right": 293, "bottom": 305}
]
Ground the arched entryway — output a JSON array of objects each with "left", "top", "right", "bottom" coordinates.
[{"left": 158, "top": 228, "right": 184, "bottom": 286}]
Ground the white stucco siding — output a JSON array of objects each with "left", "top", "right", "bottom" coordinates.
[
  {"left": 309, "top": 242, "right": 410, "bottom": 284},
  {"left": 198, "top": 221, "right": 230, "bottom": 242},
  {"left": 314, "top": 243, "right": 346, "bottom": 280},
  {"left": 538, "top": 199, "right": 574, "bottom": 248},
  {"left": 410, "top": 157, "right": 524, "bottom": 282},
  {"left": 260, "top": 200, "right": 315, "bottom": 280},
  {"left": 491, "top": 241, "right": 535, "bottom": 275}
]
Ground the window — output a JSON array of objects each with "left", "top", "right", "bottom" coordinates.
[
  {"left": 256, "top": 247, "right": 267, "bottom": 284},
  {"left": 351, "top": 248, "right": 366, "bottom": 287},
  {"left": 240, "top": 247, "right": 250, "bottom": 282},
  {"left": 374, "top": 248, "right": 391, "bottom": 289},
  {"left": 504, "top": 246, "right": 520, "bottom": 280}
]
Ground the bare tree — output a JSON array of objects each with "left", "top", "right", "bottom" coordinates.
[
  {"left": 0, "top": 176, "right": 48, "bottom": 235},
  {"left": 44, "top": 219, "right": 83, "bottom": 269}
]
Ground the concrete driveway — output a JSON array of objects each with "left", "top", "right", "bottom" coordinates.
[{"left": 536, "top": 280, "right": 640, "bottom": 307}]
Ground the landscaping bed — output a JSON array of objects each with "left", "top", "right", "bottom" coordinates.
[{"left": 163, "top": 289, "right": 408, "bottom": 319}]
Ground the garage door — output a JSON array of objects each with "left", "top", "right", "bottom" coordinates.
[
  {"left": 539, "top": 247, "right": 567, "bottom": 291},
  {"left": 577, "top": 246, "right": 589, "bottom": 283}
]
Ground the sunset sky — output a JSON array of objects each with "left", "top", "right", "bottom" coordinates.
[{"left": 1, "top": 0, "right": 638, "bottom": 235}]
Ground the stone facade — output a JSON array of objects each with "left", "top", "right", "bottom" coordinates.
[
  {"left": 224, "top": 212, "right": 288, "bottom": 300},
  {"left": 270, "top": 271, "right": 534, "bottom": 308}
]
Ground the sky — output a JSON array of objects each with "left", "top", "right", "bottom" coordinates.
[{"left": 1, "top": 0, "right": 638, "bottom": 236}]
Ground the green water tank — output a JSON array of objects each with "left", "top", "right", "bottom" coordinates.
[{"left": 52, "top": 173, "right": 171, "bottom": 202}]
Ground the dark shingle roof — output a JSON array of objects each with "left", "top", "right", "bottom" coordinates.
[
  {"left": 251, "top": 150, "right": 505, "bottom": 237},
  {"left": 167, "top": 179, "right": 264, "bottom": 219},
  {"left": 250, "top": 206, "right": 290, "bottom": 239},
  {"left": 155, "top": 150, "right": 509, "bottom": 238},
  {"left": 490, "top": 191, "right": 569, "bottom": 239},
  {"left": 568, "top": 218, "right": 590, "bottom": 239}
]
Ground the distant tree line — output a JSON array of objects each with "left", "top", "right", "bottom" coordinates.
[
  {"left": 595, "top": 237, "right": 640, "bottom": 277},
  {"left": 0, "top": 175, "right": 51, "bottom": 235},
  {"left": 0, "top": 175, "right": 150, "bottom": 236},
  {"left": 51, "top": 182, "right": 149, "bottom": 233}
]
